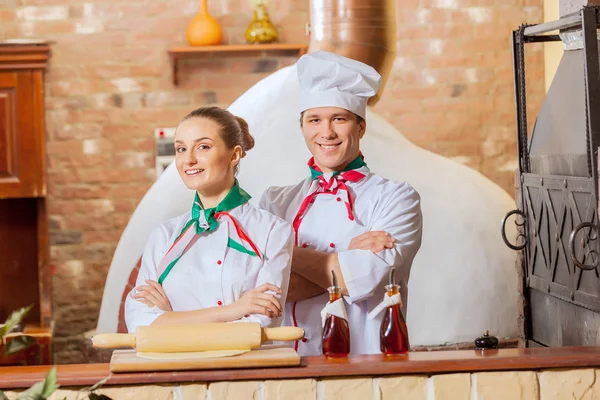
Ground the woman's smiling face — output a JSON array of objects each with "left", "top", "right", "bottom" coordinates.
[{"left": 174, "top": 117, "right": 238, "bottom": 193}]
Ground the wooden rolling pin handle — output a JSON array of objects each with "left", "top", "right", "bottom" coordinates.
[
  {"left": 262, "top": 327, "right": 305, "bottom": 342},
  {"left": 92, "top": 333, "right": 136, "bottom": 349}
]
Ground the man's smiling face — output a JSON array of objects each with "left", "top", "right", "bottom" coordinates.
[{"left": 300, "top": 107, "right": 366, "bottom": 172}]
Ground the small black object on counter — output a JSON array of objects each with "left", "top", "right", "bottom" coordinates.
[{"left": 474, "top": 330, "right": 499, "bottom": 350}]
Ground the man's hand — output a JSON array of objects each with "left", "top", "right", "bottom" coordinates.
[
  {"left": 133, "top": 279, "right": 173, "bottom": 311},
  {"left": 289, "top": 231, "right": 393, "bottom": 302},
  {"left": 348, "top": 231, "right": 395, "bottom": 252}
]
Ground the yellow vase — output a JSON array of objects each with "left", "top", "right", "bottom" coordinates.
[
  {"left": 186, "top": 0, "right": 222, "bottom": 46},
  {"left": 245, "top": 4, "right": 278, "bottom": 44}
]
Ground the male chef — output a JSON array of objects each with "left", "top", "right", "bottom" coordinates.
[{"left": 259, "top": 51, "right": 423, "bottom": 355}]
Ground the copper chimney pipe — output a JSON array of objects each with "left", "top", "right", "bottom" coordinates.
[{"left": 307, "top": 0, "right": 397, "bottom": 106}]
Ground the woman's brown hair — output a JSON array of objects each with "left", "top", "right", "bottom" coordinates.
[{"left": 180, "top": 106, "right": 255, "bottom": 174}]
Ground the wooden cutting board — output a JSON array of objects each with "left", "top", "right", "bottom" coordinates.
[{"left": 110, "top": 345, "right": 301, "bottom": 372}]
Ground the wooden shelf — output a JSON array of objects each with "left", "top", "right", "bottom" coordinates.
[
  {"left": 0, "top": 44, "right": 51, "bottom": 70},
  {"left": 168, "top": 43, "right": 308, "bottom": 85}
]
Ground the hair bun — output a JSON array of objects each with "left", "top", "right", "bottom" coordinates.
[{"left": 235, "top": 116, "right": 255, "bottom": 156}]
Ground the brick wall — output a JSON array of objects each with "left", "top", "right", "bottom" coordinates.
[
  {"left": 0, "top": 0, "right": 545, "bottom": 363},
  {"left": 4, "top": 368, "right": 600, "bottom": 399}
]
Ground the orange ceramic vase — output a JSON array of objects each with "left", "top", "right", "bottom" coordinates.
[{"left": 186, "top": 0, "right": 222, "bottom": 46}]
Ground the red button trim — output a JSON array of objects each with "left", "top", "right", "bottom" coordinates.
[
  {"left": 217, "top": 300, "right": 223, "bottom": 306},
  {"left": 217, "top": 260, "right": 222, "bottom": 265},
  {"left": 302, "top": 243, "right": 308, "bottom": 248},
  {"left": 301, "top": 338, "right": 308, "bottom": 342},
  {"left": 336, "top": 197, "right": 341, "bottom": 202},
  {"left": 330, "top": 243, "right": 335, "bottom": 248}
]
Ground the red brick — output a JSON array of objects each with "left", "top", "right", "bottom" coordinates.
[
  {"left": 181, "top": 58, "right": 228, "bottom": 75},
  {"left": 113, "top": 152, "right": 154, "bottom": 169},
  {"left": 0, "top": 9, "right": 16, "bottom": 22},
  {"left": 220, "top": 26, "right": 249, "bottom": 45},
  {"left": 110, "top": 183, "right": 152, "bottom": 199},
  {"left": 61, "top": 185, "right": 111, "bottom": 200},
  {"left": 130, "top": 65, "right": 165, "bottom": 77},
  {"left": 70, "top": 109, "right": 128, "bottom": 125},
  {"left": 47, "top": 168, "right": 80, "bottom": 185},
  {"left": 48, "top": 200, "right": 79, "bottom": 215},
  {"left": 144, "top": 92, "right": 191, "bottom": 108},
  {"left": 218, "top": 11, "right": 251, "bottom": 26},
  {"left": 20, "top": 20, "right": 76, "bottom": 36},
  {"left": 18, "top": 0, "right": 72, "bottom": 6},
  {"left": 47, "top": 140, "right": 83, "bottom": 155},
  {"left": 78, "top": 167, "right": 152, "bottom": 184},
  {"left": 50, "top": 245, "right": 84, "bottom": 263},
  {"left": 227, "top": 58, "right": 280, "bottom": 74},
  {"left": 195, "top": 88, "right": 246, "bottom": 106},
  {"left": 83, "top": 230, "right": 123, "bottom": 246},
  {"left": 16, "top": 5, "right": 69, "bottom": 21},
  {"left": 102, "top": 124, "right": 153, "bottom": 138},
  {"left": 128, "top": 109, "right": 187, "bottom": 125},
  {"left": 112, "top": 199, "right": 137, "bottom": 213},
  {"left": 74, "top": 3, "right": 139, "bottom": 20},
  {"left": 77, "top": 199, "right": 116, "bottom": 214},
  {"left": 78, "top": 65, "right": 132, "bottom": 80},
  {"left": 62, "top": 214, "right": 114, "bottom": 231},
  {"left": 114, "top": 213, "right": 133, "bottom": 230},
  {"left": 204, "top": 72, "right": 269, "bottom": 90},
  {"left": 131, "top": 17, "right": 189, "bottom": 41}
]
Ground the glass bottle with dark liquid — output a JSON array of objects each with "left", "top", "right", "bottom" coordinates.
[
  {"left": 322, "top": 270, "right": 350, "bottom": 358},
  {"left": 380, "top": 268, "right": 409, "bottom": 355}
]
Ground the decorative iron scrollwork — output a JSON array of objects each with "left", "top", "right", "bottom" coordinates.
[
  {"left": 569, "top": 222, "right": 600, "bottom": 270},
  {"left": 501, "top": 209, "right": 527, "bottom": 251}
]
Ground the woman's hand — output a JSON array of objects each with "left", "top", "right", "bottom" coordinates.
[
  {"left": 231, "top": 283, "right": 282, "bottom": 319},
  {"left": 348, "top": 231, "right": 395, "bottom": 252},
  {"left": 132, "top": 279, "right": 173, "bottom": 311}
]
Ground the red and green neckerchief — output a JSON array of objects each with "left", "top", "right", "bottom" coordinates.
[
  {"left": 290, "top": 154, "right": 368, "bottom": 351},
  {"left": 292, "top": 155, "right": 368, "bottom": 246},
  {"left": 157, "top": 180, "right": 262, "bottom": 285}
]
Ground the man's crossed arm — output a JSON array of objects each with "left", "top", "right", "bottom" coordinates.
[{"left": 286, "top": 231, "right": 395, "bottom": 302}]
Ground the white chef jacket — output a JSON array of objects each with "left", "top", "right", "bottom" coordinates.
[
  {"left": 125, "top": 202, "right": 294, "bottom": 333},
  {"left": 260, "top": 169, "right": 422, "bottom": 355}
]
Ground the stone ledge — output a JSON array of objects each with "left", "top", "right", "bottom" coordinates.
[
  {"left": 3, "top": 346, "right": 600, "bottom": 390},
  {"left": 2, "top": 369, "right": 598, "bottom": 400}
]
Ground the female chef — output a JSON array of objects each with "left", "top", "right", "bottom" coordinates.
[{"left": 125, "top": 106, "right": 294, "bottom": 332}]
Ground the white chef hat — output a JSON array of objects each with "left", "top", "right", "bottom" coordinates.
[{"left": 297, "top": 51, "right": 382, "bottom": 119}]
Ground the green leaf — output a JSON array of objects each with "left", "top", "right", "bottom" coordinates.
[
  {"left": 0, "top": 389, "right": 9, "bottom": 400},
  {"left": 17, "top": 367, "right": 59, "bottom": 400},
  {"left": 88, "top": 376, "right": 110, "bottom": 392},
  {"left": 0, "top": 305, "right": 33, "bottom": 339},
  {"left": 41, "top": 367, "right": 58, "bottom": 398},
  {"left": 17, "top": 381, "right": 45, "bottom": 400},
  {"left": 5, "top": 335, "right": 36, "bottom": 355}
]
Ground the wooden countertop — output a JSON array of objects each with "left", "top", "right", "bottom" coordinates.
[{"left": 2, "top": 346, "right": 600, "bottom": 389}]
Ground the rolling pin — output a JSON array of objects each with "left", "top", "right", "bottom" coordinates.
[{"left": 92, "top": 323, "right": 304, "bottom": 353}]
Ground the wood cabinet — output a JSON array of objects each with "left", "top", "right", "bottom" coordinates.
[{"left": 0, "top": 44, "right": 51, "bottom": 328}]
